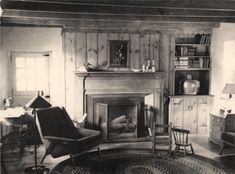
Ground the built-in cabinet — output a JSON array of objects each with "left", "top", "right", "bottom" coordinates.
[
  {"left": 169, "top": 95, "right": 213, "bottom": 134},
  {"left": 169, "top": 31, "right": 213, "bottom": 134},
  {"left": 174, "top": 33, "right": 211, "bottom": 95}
]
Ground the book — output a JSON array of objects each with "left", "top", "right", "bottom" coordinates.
[{"left": 200, "top": 34, "right": 205, "bottom": 44}]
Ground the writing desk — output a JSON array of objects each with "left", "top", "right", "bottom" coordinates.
[{"left": 0, "top": 107, "right": 33, "bottom": 152}]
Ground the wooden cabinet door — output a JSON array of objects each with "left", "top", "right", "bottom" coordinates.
[
  {"left": 169, "top": 98, "right": 184, "bottom": 128},
  {"left": 197, "top": 97, "right": 211, "bottom": 134},
  {"left": 183, "top": 98, "right": 197, "bottom": 133}
]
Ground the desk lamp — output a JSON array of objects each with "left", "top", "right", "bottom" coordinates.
[
  {"left": 222, "top": 83, "right": 235, "bottom": 99},
  {"left": 24, "top": 94, "right": 51, "bottom": 173},
  {"left": 222, "top": 83, "right": 235, "bottom": 113}
]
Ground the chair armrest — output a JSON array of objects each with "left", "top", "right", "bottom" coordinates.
[
  {"left": 44, "top": 136, "right": 78, "bottom": 142},
  {"left": 43, "top": 135, "right": 98, "bottom": 142}
]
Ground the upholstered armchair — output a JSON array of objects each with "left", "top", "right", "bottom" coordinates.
[
  {"left": 36, "top": 106, "right": 102, "bottom": 169},
  {"left": 220, "top": 115, "right": 235, "bottom": 155}
]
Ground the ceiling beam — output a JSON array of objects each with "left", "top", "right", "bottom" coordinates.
[
  {"left": 2, "top": 15, "right": 220, "bottom": 31},
  {"left": 3, "top": 0, "right": 235, "bottom": 11},
  {"left": 3, "top": 3, "right": 235, "bottom": 17},
  {"left": 1, "top": 0, "right": 233, "bottom": 27}
]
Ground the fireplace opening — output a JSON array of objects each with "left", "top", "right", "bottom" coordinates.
[{"left": 95, "top": 97, "right": 147, "bottom": 141}]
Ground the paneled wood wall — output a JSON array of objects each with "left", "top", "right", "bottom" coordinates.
[
  {"left": 63, "top": 29, "right": 172, "bottom": 118},
  {"left": 66, "top": 31, "right": 161, "bottom": 70}
]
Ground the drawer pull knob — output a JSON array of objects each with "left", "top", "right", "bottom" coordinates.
[{"left": 173, "top": 103, "right": 181, "bottom": 105}]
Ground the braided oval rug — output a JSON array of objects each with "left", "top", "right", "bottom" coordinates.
[{"left": 50, "top": 149, "right": 233, "bottom": 174}]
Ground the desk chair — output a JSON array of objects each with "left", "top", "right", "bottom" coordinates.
[{"left": 172, "top": 127, "right": 194, "bottom": 156}]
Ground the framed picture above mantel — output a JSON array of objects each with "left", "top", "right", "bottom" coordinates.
[{"left": 109, "top": 40, "right": 129, "bottom": 68}]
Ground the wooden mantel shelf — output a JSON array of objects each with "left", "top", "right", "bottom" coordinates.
[{"left": 74, "top": 71, "right": 166, "bottom": 78}]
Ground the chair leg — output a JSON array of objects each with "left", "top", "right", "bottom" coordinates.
[
  {"left": 1, "top": 144, "right": 8, "bottom": 174},
  {"left": 190, "top": 144, "right": 194, "bottom": 155},
  {"left": 183, "top": 146, "right": 186, "bottom": 156},
  {"left": 174, "top": 145, "right": 178, "bottom": 156},
  {"left": 40, "top": 152, "right": 48, "bottom": 164},
  {"left": 219, "top": 143, "right": 225, "bottom": 155},
  {"left": 1, "top": 160, "right": 8, "bottom": 174},
  {"left": 97, "top": 147, "right": 104, "bottom": 160},
  {"left": 69, "top": 154, "right": 76, "bottom": 170},
  {"left": 152, "top": 143, "right": 155, "bottom": 154}
]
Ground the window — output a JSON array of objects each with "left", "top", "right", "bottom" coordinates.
[
  {"left": 12, "top": 51, "right": 50, "bottom": 106},
  {"left": 15, "top": 56, "right": 48, "bottom": 91}
]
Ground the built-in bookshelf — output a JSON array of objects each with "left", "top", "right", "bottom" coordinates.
[{"left": 174, "top": 33, "right": 211, "bottom": 95}]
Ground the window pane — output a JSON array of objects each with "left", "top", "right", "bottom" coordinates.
[
  {"left": 26, "top": 69, "right": 36, "bottom": 80},
  {"left": 36, "top": 80, "right": 45, "bottom": 90},
  {"left": 26, "top": 80, "right": 35, "bottom": 91},
  {"left": 14, "top": 54, "right": 48, "bottom": 93},
  {"left": 26, "top": 58, "right": 35, "bottom": 69},
  {"left": 36, "top": 58, "right": 46, "bottom": 70},
  {"left": 16, "top": 80, "right": 25, "bottom": 91},
  {"left": 16, "top": 69, "right": 25, "bottom": 80},
  {"left": 16, "top": 57, "right": 25, "bottom": 68},
  {"left": 36, "top": 70, "right": 46, "bottom": 80}
]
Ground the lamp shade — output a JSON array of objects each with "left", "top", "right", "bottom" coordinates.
[
  {"left": 25, "top": 95, "right": 51, "bottom": 109},
  {"left": 222, "top": 83, "right": 235, "bottom": 94},
  {"left": 0, "top": 4, "right": 3, "bottom": 17}
]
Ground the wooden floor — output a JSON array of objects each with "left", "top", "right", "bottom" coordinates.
[{"left": 1, "top": 134, "right": 235, "bottom": 174}]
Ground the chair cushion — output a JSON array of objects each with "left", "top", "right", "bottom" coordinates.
[
  {"left": 49, "top": 130, "right": 101, "bottom": 158},
  {"left": 37, "top": 107, "right": 81, "bottom": 139},
  {"left": 221, "top": 132, "right": 235, "bottom": 145}
]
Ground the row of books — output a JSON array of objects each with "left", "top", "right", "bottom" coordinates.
[
  {"left": 174, "top": 57, "right": 210, "bottom": 69},
  {"left": 174, "top": 57, "right": 189, "bottom": 68},
  {"left": 175, "top": 46, "right": 196, "bottom": 56},
  {"left": 175, "top": 46, "right": 209, "bottom": 57},
  {"left": 196, "top": 34, "right": 211, "bottom": 45},
  {"left": 175, "top": 34, "right": 211, "bottom": 44}
]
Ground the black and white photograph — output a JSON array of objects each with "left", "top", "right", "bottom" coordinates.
[{"left": 0, "top": 0, "right": 235, "bottom": 174}]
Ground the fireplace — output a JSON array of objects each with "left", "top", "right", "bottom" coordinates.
[
  {"left": 75, "top": 72, "right": 165, "bottom": 142},
  {"left": 95, "top": 97, "right": 144, "bottom": 141}
]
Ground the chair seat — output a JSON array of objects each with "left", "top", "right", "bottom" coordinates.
[
  {"left": 77, "top": 128, "right": 101, "bottom": 137},
  {"left": 175, "top": 143, "right": 192, "bottom": 146},
  {"left": 49, "top": 130, "right": 101, "bottom": 158}
]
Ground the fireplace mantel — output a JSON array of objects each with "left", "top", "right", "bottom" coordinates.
[
  {"left": 74, "top": 71, "right": 165, "bottom": 136},
  {"left": 75, "top": 71, "right": 165, "bottom": 78}
]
